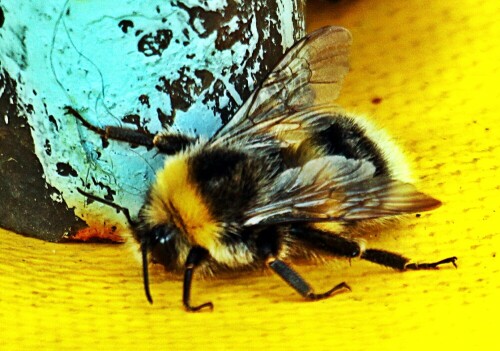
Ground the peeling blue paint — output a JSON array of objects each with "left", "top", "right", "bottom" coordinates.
[{"left": 0, "top": 0, "right": 304, "bottom": 231}]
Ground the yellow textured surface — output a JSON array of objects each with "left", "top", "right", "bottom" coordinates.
[{"left": 1, "top": 0, "right": 499, "bottom": 349}]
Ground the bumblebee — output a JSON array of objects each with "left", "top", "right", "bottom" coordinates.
[{"left": 67, "top": 26, "right": 457, "bottom": 311}]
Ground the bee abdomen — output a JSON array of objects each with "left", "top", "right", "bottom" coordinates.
[{"left": 298, "top": 115, "right": 391, "bottom": 177}]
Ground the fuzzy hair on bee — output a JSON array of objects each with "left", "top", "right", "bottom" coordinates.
[{"left": 68, "top": 26, "right": 457, "bottom": 312}]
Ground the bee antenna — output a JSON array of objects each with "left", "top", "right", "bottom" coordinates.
[{"left": 141, "top": 241, "right": 153, "bottom": 304}]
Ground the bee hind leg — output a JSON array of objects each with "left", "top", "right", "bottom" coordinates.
[
  {"left": 290, "top": 226, "right": 457, "bottom": 271},
  {"left": 360, "top": 249, "right": 458, "bottom": 270}
]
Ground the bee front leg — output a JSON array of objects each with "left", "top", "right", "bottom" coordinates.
[
  {"left": 152, "top": 132, "right": 198, "bottom": 154},
  {"left": 64, "top": 105, "right": 155, "bottom": 148},
  {"left": 183, "top": 246, "right": 214, "bottom": 312}
]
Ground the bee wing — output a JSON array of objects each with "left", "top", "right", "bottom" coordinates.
[
  {"left": 211, "top": 26, "right": 352, "bottom": 148},
  {"left": 243, "top": 156, "right": 441, "bottom": 226}
]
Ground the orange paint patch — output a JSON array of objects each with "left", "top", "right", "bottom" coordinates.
[{"left": 68, "top": 226, "right": 124, "bottom": 243}]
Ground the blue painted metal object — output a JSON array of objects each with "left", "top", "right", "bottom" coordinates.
[{"left": 0, "top": 0, "right": 305, "bottom": 241}]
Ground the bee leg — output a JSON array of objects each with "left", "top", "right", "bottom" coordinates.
[
  {"left": 360, "top": 249, "right": 458, "bottom": 270},
  {"left": 267, "top": 257, "right": 351, "bottom": 300},
  {"left": 152, "top": 133, "right": 198, "bottom": 155},
  {"left": 256, "top": 227, "right": 350, "bottom": 300},
  {"left": 65, "top": 105, "right": 156, "bottom": 149},
  {"left": 64, "top": 106, "right": 107, "bottom": 137},
  {"left": 290, "top": 227, "right": 362, "bottom": 258},
  {"left": 183, "top": 246, "right": 214, "bottom": 312},
  {"left": 290, "top": 226, "right": 458, "bottom": 271}
]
